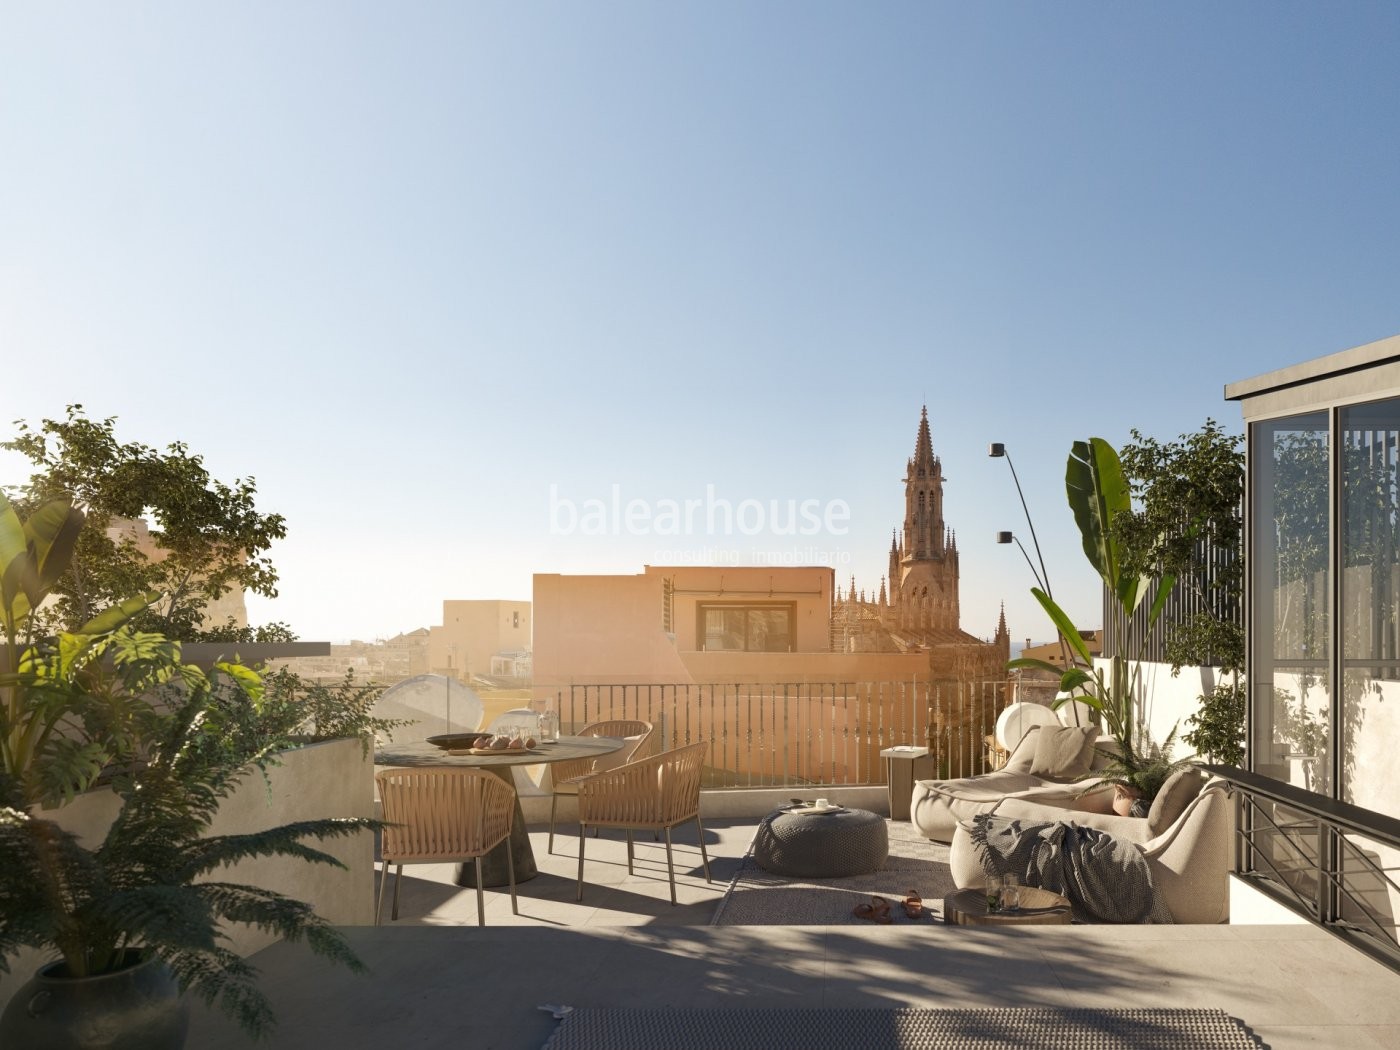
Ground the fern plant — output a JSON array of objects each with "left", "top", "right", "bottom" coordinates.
[
  {"left": 0, "top": 493, "right": 377, "bottom": 1038},
  {"left": 1088, "top": 725, "right": 1194, "bottom": 814}
]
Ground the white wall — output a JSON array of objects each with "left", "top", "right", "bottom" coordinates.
[
  {"left": 1, "top": 737, "right": 375, "bottom": 1013},
  {"left": 1091, "top": 657, "right": 1220, "bottom": 758}
]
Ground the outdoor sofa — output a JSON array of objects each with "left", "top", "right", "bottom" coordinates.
[
  {"left": 946, "top": 769, "right": 1233, "bottom": 924},
  {"left": 910, "top": 723, "right": 1118, "bottom": 843}
]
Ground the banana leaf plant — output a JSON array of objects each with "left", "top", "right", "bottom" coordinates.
[
  {"left": 1008, "top": 438, "right": 1176, "bottom": 767},
  {"left": 1, "top": 493, "right": 165, "bottom": 806}
]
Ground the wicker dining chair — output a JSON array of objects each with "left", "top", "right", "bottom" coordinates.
[
  {"left": 575, "top": 740, "right": 711, "bottom": 905},
  {"left": 548, "top": 718, "right": 655, "bottom": 853},
  {"left": 375, "top": 767, "right": 518, "bottom": 927}
]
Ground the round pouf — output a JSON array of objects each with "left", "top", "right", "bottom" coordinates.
[{"left": 752, "top": 807, "right": 888, "bottom": 877}]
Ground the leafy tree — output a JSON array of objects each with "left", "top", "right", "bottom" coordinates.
[
  {"left": 1115, "top": 420, "right": 1245, "bottom": 763},
  {"left": 2, "top": 406, "right": 288, "bottom": 641}
]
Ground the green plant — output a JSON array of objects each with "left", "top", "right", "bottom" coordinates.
[
  {"left": 255, "top": 666, "right": 412, "bottom": 757},
  {"left": 1008, "top": 438, "right": 1174, "bottom": 748},
  {"left": 0, "top": 492, "right": 377, "bottom": 1038},
  {"left": 1183, "top": 680, "right": 1246, "bottom": 766},
  {"left": 2, "top": 406, "right": 287, "bottom": 640},
  {"left": 1092, "top": 725, "right": 1193, "bottom": 813},
  {"left": 1116, "top": 421, "right": 1245, "bottom": 764},
  {"left": 1, "top": 492, "right": 161, "bottom": 806}
]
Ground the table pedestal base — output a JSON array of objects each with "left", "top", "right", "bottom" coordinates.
[{"left": 456, "top": 769, "right": 539, "bottom": 887}]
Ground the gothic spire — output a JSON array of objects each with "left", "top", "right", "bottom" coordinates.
[{"left": 913, "top": 405, "right": 934, "bottom": 468}]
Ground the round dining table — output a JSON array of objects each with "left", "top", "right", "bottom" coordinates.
[{"left": 374, "top": 735, "right": 624, "bottom": 887}]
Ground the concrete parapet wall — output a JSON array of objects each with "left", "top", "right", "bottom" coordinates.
[{"left": 1, "top": 737, "right": 375, "bottom": 1013}]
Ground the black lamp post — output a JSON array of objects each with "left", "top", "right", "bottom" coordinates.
[
  {"left": 990, "top": 443, "right": 1078, "bottom": 690},
  {"left": 996, "top": 530, "right": 1048, "bottom": 594},
  {"left": 989, "top": 443, "right": 1053, "bottom": 600}
]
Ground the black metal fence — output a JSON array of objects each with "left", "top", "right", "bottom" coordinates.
[
  {"left": 1205, "top": 764, "right": 1400, "bottom": 973},
  {"left": 1101, "top": 533, "right": 1241, "bottom": 665}
]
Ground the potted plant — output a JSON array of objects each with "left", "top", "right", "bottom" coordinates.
[
  {"left": 1091, "top": 725, "right": 1193, "bottom": 816},
  {"left": 0, "top": 494, "right": 376, "bottom": 1048},
  {"left": 1009, "top": 438, "right": 1179, "bottom": 794}
]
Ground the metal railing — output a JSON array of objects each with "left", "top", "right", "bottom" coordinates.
[
  {"left": 1203, "top": 764, "right": 1400, "bottom": 973},
  {"left": 553, "top": 680, "right": 1012, "bottom": 789}
]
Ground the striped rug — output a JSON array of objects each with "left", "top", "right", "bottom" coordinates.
[{"left": 543, "top": 1007, "right": 1263, "bottom": 1049}]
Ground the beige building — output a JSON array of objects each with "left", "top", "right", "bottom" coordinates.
[
  {"left": 533, "top": 407, "right": 1010, "bottom": 689},
  {"left": 427, "top": 599, "right": 532, "bottom": 685},
  {"left": 1013, "top": 630, "right": 1104, "bottom": 704}
]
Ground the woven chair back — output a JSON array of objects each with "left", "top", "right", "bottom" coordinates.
[
  {"left": 550, "top": 719, "right": 655, "bottom": 785},
  {"left": 577, "top": 740, "right": 708, "bottom": 829},
  {"left": 377, "top": 767, "right": 514, "bottom": 864}
]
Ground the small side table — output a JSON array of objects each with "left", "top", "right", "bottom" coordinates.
[
  {"left": 881, "top": 745, "right": 936, "bottom": 821},
  {"left": 943, "top": 886, "right": 1073, "bottom": 926}
]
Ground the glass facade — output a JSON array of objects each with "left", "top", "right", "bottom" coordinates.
[
  {"left": 1251, "top": 399, "right": 1400, "bottom": 820},
  {"left": 1340, "top": 401, "right": 1400, "bottom": 818},
  {"left": 1250, "top": 411, "right": 1331, "bottom": 794},
  {"left": 1234, "top": 342, "right": 1400, "bottom": 965}
]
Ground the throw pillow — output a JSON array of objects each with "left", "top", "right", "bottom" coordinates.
[
  {"left": 1028, "top": 725, "right": 1097, "bottom": 780},
  {"left": 1145, "top": 767, "right": 1206, "bottom": 836},
  {"left": 1002, "top": 725, "right": 1044, "bottom": 774}
]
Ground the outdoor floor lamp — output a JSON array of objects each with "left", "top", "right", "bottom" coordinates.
[
  {"left": 988, "top": 443, "right": 1053, "bottom": 601},
  {"left": 996, "top": 530, "right": 1048, "bottom": 594},
  {"left": 989, "top": 443, "right": 1079, "bottom": 699}
]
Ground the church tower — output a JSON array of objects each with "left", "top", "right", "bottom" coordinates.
[{"left": 893, "top": 406, "right": 960, "bottom": 631}]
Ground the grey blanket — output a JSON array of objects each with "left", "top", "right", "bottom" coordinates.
[{"left": 969, "top": 813, "right": 1174, "bottom": 924}]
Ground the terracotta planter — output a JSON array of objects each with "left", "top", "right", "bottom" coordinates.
[
  {"left": 1112, "top": 785, "right": 1143, "bottom": 817},
  {"left": 0, "top": 950, "right": 188, "bottom": 1050}
]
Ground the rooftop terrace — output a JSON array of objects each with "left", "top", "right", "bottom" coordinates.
[{"left": 186, "top": 811, "right": 1400, "bottom": 1050}]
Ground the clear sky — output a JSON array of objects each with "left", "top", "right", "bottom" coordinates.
[{"left": 3, "top": 2, "right": 1400, "bottom": 646}]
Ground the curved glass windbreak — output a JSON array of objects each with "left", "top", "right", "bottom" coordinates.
[{"left": 1251, "top": 412, "right": 1330, "bottom": 793}]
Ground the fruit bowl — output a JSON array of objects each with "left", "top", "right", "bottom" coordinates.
[{"left": 426, "top": 733, "right": 488, "bottom": 751}]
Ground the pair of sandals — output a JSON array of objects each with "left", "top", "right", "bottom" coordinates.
[{"left": 852, "top": 891, "right": 923, "bottom": 923}]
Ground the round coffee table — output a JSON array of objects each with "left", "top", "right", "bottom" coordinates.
[
  {"left": 753, "top": 806, "right": 888, "bottom": 878},
  {"left": 943, "top": 885, "right": 1073, "bottom": 925}
]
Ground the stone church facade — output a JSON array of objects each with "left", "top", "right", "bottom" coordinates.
[{"left": 830, "top": 407, "right": 1011, "bottom": 682}]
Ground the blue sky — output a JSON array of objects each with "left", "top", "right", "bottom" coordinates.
[{"left": 3, "top": 2, "right": 1400, "bottom": 645}]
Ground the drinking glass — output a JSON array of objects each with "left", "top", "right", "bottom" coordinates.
[
  {"left": 1002, "top": 873, "right": 1021, "bottom": 912},
  {"left": 985, "top": 874, "right": 1004, "bottom": 913}
]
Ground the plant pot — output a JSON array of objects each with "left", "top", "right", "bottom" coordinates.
[
  {"left": 1112, "top": 785, "right": 1144, "bottom": 817},
  {"left": 0, "top": 950, "right": 188, "bottom": 1050}
]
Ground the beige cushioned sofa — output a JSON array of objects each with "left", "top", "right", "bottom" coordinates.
[
  {"left": 946, "top": 770, "right": 1233, "bottom": 924},
  {"left": 910, "top": 724, "right": 1117, "bottom": 843}
]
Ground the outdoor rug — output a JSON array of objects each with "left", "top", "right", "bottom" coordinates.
[
  {"left": 711, "top": 818, "right": 958, "bottom": 926},
  {"left": 541, "top": 1007, "right": 1264, "bottom": 1049}
]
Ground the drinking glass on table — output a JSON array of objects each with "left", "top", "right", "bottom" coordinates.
[
  {"left": 1002, "top": 873, "right": 1021, "bottom": 912},
  {"left": 985, "top": 875, "right": 1004, "bottom": 913}
]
